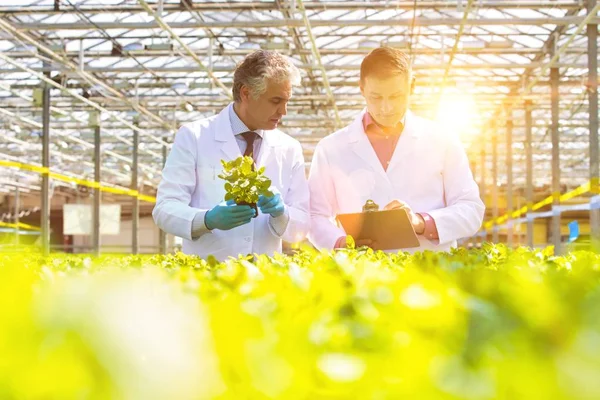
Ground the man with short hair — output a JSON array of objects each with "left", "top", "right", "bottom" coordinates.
[
  {"left": 308, "top": 46, "right": 484, "bottom": 252},
  {"left": 154, "top": 50, "right": 309, "bottom": 260}
]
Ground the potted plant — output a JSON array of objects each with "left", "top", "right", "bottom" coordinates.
[{"left": 218, "top": 156, "right": 273, "bottom": 217}]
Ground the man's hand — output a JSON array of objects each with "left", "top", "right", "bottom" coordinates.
[
  {"left": 204, "top": 200, "right": 256, "bottom": 230},
  {"left": 384, "top": 200, "right": 425, "bottom": 234},
  {"left": 258, "top": 194, "right": 286, "bottom": 217}
]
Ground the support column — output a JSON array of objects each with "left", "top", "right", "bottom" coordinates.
[
  {"left": 14, "top": 186, "right": 20, "bottom": 246},
  {"left": 159, "top": 142, "right": 168, "bottom": 254},
  {"left": 491, "top": 122, "right": 499, "bottom": 243},
  {"left": 550, "top": 67, "right": 561, "bottom": 253},
  {"left": 525, "top": 100, "right": 534, "bottom": 248},
  {"left": 479, "top": 144, "right": 486, "bottom": 244},
  {"left": 41, "top": 62, "right": 51, "bottom": 256},
  {"left": 506, "top": 109, "right": 513, "bottom": 247},
  {"left": 92, "top": 119, "right": 101, "bottom": 256},
  {"left": 588, "top": 0, "right": 599, "bottom": 249},
  {"left": 132, "top": 122, "right": 139, "bottom": 255}
]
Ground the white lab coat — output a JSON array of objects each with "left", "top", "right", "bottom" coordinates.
[
  {"left": 153, "top": 104, "right": 310, "bottom": 260},
  {"left": 308, "top": 109, "right": 485, "bottom": 252}
]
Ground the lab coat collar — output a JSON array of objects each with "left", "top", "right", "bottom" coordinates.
[
  {"left": 347, "top": 108, "right": 419, "bottom": 143},
  {"left": 214, "top": 103, "right": 281, "bottom": 162}
]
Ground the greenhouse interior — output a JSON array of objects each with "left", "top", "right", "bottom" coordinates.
[{"left": 1, "top": 1, "right": 600, "bottom": 399}]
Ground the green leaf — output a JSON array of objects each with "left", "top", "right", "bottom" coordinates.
[{"left": 346, "top": 235, "right": 356, "bottom": 249}]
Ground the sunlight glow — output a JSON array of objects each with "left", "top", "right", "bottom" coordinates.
[{"left": 435, "top": 93, "right": 480, "bottom": 140}]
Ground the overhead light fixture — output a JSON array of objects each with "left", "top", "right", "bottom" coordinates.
[
  {"left": 357, "top": 40, "right": 379, "bottom": 50},
  {"left": 123, "top": 42, "right": 145, "bottom": 52},
  {"left": 184, "top": 102, "right": 194, "bottom": 112}
]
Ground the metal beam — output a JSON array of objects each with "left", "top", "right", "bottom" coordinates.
[
  {"left": 522, "top": 4, "right": 600, "bottom": 98},
  {"left": 479, "top": 144, "right": 486, "bottom": 244},
  {"left": 0, "top": 52, "right": 170, "bottom": 151},
  {"left": 589, "top": 0, "right": 600, "bottom": 249},
  {"left": 297, "top": 0, "right": 341, "bottom": 129},
  {"left": 0, "top": 62, "right": 588, "bottom": 75},
  {"left": 0, "top": 18, "right": 175, "bottom": 136},
  {"left": 550, "top": 67, "right": 561, "bottom": 253},
  {"left": 275, "top": 0, "right": 320, "bottom": 96},
  {"left": 41, "top": 61, "right": 50, "bottom": 257},
  {"left": 492, "top": 122, "right": 499, "bottom": 243},
  {"left": 2, "top": 47, "right": 591, "bottom": 59},
  {"left": 13, "top": 17, "right": 600, "bottom": 31},
  {"left": 525, "top": 100, "right": 534, "bottom": 248},
  {"left": 159, "top": 142, "right": 167, "bottom": 254},
  {"left": 505, "top": 107, "right": 513, "bottom": 247},
  {"left": 441, "top": 0, "right": 475, "bottom": 88},
  {"left": 137, "top": 0, "right": 232, "bottom": 100},
  {"left": 132, "top": 120, "right": 139, "bottom": 255},
  {"left": 14, "top": 186, "right": 19, "bottom": 246},
  {"left": 93, "top": 121, "right": 101, "bottom": 256},
  {"left": 0, "top": 83, "right": 164, "bottom": 164},
  {"left": 480, "top": 5, "right": 585, "bottom": 160},
  {"left": 0, "top": 1, "right": 583, "bottom": 15}
]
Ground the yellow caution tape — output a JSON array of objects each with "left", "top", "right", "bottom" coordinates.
[
  {"left": 0, "top": 160, "right": 158, "bottom": 230},
  {"left": 0, "top": 221, "right": 41, "bottom": 231},
  {"left": 484, "top": 182, "right": 591, "bottom": 229}
]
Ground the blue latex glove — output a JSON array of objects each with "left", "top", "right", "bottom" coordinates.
[
  {"left": 257, "top": 194, "right": 285, "bottom": 218},
  {"left": 204, "top": 199, "right": 256, "bottom": 230}
]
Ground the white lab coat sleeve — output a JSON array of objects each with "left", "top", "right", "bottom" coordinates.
[
  {"left": 152, "top": 125, "right": 206, "bottom": 241},
  {"left": 270, "top": 141, "right": 310, "bottom": 243},
  {"left": 308, "top": 143, "right": 346, "bottom": 250},
  {"left": 427, "top": 133, "right": 485, "bottom": 244}
]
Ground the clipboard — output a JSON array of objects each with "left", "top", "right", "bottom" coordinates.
[{"left": 336, "top": 208, "right": 420, "bottom": 250}]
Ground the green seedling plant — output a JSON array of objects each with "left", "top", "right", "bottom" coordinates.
[{"left": 218, "top": 156, "right": 273, "bottom": 215}]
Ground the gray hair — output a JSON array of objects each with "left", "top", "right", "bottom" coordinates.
[{"left": 232, "top": 50, "right": 301, "bottom": 102}]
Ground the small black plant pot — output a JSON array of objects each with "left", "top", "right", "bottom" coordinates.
[{"left": 236, "top": 201, "right": 258, "bottom": 218}]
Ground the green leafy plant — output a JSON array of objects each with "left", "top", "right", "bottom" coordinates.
[
  {"left": 2, "top": 246, "right": 600, "bottom": 398},
  {"left": 218, "top": 156, "right": 273, "bottom": 210}
]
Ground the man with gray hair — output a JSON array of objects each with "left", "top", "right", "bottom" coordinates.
[{"left": 153, "top": 50, "right": 309, "bottom": 260}]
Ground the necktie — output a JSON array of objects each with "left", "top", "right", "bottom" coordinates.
[{"left": 241, "top": 131, "right": 258, "bottom": 160}]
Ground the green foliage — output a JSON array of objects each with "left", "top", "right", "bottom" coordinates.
[
  {"left": 218, "top": 156, "right": 273, "bottom": 204},
  {"left": 1, "top": 245, "right": 600, "bottom": 399}
]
